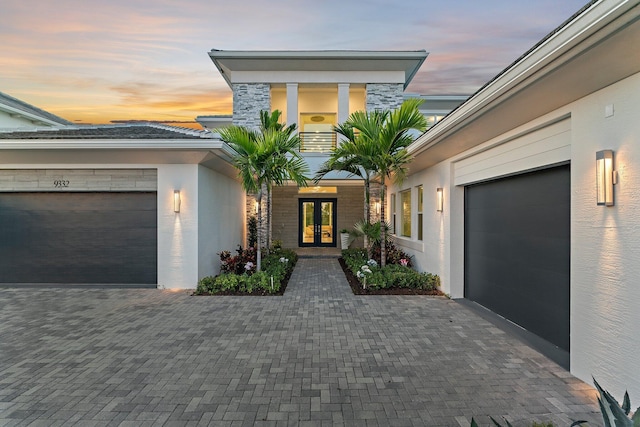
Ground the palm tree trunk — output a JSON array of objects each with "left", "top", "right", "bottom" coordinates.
[
  {"left": 379, "top": 184, "right": 387, "bottom": 268},
  {"left": 364, "top": 177, "right": 370, "bottom": 258},
  {"left": 266, "top": 183, "right": 272, "bottom": 253},
  {"left": 256, "top": 191, "right": 263, "bottom": 272}
]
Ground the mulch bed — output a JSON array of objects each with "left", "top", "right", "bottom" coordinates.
[
  {"left": 338, "top": 257, "right": 446, "bottom": 296},
  {"left": 192, "top": 264, "right": 294, "bottom": 296}
]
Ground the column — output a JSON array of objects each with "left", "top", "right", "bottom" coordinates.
[
  {"left": 286, "top": 83, "right": 298, "bottom": 129},
  {"left": 337, "top": 83, "right": 350, "bottom": 145}
]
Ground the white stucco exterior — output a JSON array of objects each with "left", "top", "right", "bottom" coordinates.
[
  {"left": 393, "top": 58, "right": 640, "bottom": 400},
  {"left": 0, "top": 138, "right": 245, "bottom": 290},
  {"left": 197, "top": 165, "right": 245, "bottom": 279}
]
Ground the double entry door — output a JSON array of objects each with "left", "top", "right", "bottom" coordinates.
[{"left": 299, "top": 198, "right": 337, "bottom": 247}]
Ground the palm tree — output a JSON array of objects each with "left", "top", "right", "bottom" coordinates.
[
  {"left": 346, "top": 99, "right": 427, "bottom": 267},
  {"left": 258, "top": 111, "right": 297, "bottom": 249},
  {"left": 314, "top": 121, "right": 380, "bottom": 256},
  {"left": 218, "top": 110, "right": 309, "bottom": 271}
]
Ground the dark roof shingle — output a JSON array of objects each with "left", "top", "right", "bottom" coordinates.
[{"left": 0, "top": 124, "right": 214, "bottom": 140}]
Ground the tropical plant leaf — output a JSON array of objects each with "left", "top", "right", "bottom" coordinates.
[
  {"left": 632, "top": 407, "right": 640, "bottom": 426},
  {"left": 470, "top": 418, "right": 479, "bottom": 427},
  {"left": 623, "top": 391, "right": 631, "bottom": 415},
  {"left": 594, "top": 378, "right": 633, "bottom": 427},
  {"left": 598, "top": 396, "right": 613, "bottom": 427},
  {"left": 569, "top": 420, "right": 588, "bottom": 426}
]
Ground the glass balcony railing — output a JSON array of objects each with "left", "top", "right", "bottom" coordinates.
[{"left": 299, "top": 132, "right": 336, "bottom": 153}]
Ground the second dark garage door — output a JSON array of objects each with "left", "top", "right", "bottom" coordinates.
[
  {"left": 0, "top": 192, "right": 157, "bottom": 285},
  {"left": 464, "top": 165, "right": 570, "bottom": 353}
]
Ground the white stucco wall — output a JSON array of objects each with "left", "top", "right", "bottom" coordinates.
[
  {"left": 570, "top": 71, "right": 640, "bottom": 399},
  {"left": 197, "top": 165, "right": 245, "bottom": 279},
  {"left": 390, "top": 163, "right": 451, "bottom": 294},
  {"left": 157, "top": 164, "right": 199, "bottom": 289},
  {"left": 398, "top": 71, "right": 640, "bottom": 399}
]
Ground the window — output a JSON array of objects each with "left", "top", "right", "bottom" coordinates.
[
  {"left": 400, "top": 189, "right": 411, "bottom": 238},
  {"left": 417, "top": 186, "right": 423, "bottom": 241},
  {"left": 390, "top": 193, "right": 396, "bottom": 234}
]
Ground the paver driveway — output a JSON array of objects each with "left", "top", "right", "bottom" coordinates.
[{"left": 0, "top": 258, "right": 600, "bottom": 426}]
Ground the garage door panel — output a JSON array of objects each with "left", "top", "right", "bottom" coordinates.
[
  {"left": 465, "top": 165, "right": 570, "bottom": 352},
  {"left": 0, "top": 192, "right": 157, "bottom": 285}
]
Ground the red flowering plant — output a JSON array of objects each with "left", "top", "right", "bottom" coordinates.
[{"left": 219, "top": 245, "right": 257, "bottom": 275}]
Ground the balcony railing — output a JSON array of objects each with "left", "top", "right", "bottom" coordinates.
[{"left": 299, "top": 132, "right": 336, "bottom": 153}]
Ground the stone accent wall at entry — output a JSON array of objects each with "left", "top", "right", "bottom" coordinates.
[
  {"left": 271, "top": 185, "right": 364, "bottom": 249},
  {"left": 365, "top": 83, "right": 403, "bottom": 111},
  {"left": 232, "top": 83, "right": 270, "bottom": 129}
]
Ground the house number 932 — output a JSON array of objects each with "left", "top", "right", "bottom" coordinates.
[{"left": 54, "top": 180, "right": 70, "bottom": 188}]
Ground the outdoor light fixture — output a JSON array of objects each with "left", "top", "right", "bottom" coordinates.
[
  {"left": 436, "top": 188, "right": 444, "bottom": 212},
  {"left": 174, "top": 190, "right": 181, "bottom": 213},
  {"left": 596, "top": 150, "right": 617, "bottom": 206},
  {"left": 254, "top": 200, "right": 259, "bottom": 214},
  {"left": 374, "top": 201, "right": 381, "bottom": 215}
]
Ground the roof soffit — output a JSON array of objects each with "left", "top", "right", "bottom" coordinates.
[{"left": 209, "top": 50, "right": 428, "bottom": 89}]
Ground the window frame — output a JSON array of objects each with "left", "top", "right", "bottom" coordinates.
[
  {"left": 400, "top": 189, "right": 411, "bottom": 238},
  {"left": 390, "top": 193, "right": 396, "bottom": 234},
  {"left": 417, "top": 185, "right": 423, "bottom": 241}
]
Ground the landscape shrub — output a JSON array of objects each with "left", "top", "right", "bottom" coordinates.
[
  {"left": 196, "top": 246, "right": 297, "bottom": 295},
  {"left": 219, "top": 245, "right": 257, "bottom": 275},
  {"left": 370, "top": 240, "right": 413, "bottom": 268},
  {"left": 341, "top": 248, "right": 440, "bottom": 291}
]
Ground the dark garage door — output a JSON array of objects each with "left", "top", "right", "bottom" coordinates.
[
  {"left": 0, "top": 192, "right": 157, "bottom": 285},
  {"left": 464, "top": 165, "right": 570, "bottom": 353}
]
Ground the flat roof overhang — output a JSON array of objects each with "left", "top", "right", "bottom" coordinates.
[
  {"left": 209, "top": 50, "right": 428, "bottom": 89},
  {"left": 408, "top": 0, "right": 640, "bottom": 172},
  {"left": 0, "top": 139, "right": 240, "bottom": 179}
]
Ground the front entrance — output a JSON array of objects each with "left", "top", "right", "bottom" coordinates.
[{"left": 299, "top": 198, "right": 337, "bottom": 247}]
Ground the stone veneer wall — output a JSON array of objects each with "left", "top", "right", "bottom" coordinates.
[
  {"left": 232, "top": 83, "right": 271, "bottom": 129},
  {"left": 365, "top": 83, "right": 404, "bottom": 111},
  {"left": 0, "top": 169, "right": 157, "bottom": 191}
]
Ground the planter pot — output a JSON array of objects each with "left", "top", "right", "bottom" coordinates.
[{"left": 340, "top": 233, "right": 350, "bottom": 250}]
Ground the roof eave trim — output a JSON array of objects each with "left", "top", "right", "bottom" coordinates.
[{"left": 0, "top": 139, "right": 226, "bottom": 150}]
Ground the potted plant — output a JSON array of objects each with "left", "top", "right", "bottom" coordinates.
[{"left": 340, "top": 229, "right": 350, "bottom": 249}]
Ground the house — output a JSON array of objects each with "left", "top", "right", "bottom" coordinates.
[
  {"left": 0, "top": 50, "right": 446, "bottom": 288},
  {"left": 0, "top": 116, "right": 245, "bottom": 289},
  {"left": 0, "top": 0, "right": 637, "bottom": 400},
  {"left": 207, "top": 50, "right": 467, "bottom": 248},
  {"left": 387, "top": 0, "right": 640, "bottom": 399}
]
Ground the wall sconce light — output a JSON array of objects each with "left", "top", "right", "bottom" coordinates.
[
  {"left": 436, "top": 188, "right": 444, "bottom": 212},
  {"left": 596, "top": 150, "right": 617, "bottom": 206},
  {"left": 374, "top": 201, "right": 381, "bottom": 215},
  {"left": 174, "top": 190, "right": 181, "bottom": 213},
  {"left": 254, "top": 200, "right": 259, "bottom": 214}
]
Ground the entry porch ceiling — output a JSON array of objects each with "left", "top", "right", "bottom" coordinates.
[
  {"left": 209, "top": 50, "right": 428, "bottom": 89},
  {"left": 409, "top": 1, "right": 640, "bottom": 173}
]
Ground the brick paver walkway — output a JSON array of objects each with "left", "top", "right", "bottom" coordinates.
[{"left": 0, "top": 258, "right": 600, "bottom": 426}]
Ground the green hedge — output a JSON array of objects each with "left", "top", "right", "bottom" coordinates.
[
  {"left": 341, "top": 248, "right": 440, "bottom": 291},
  {"left": 196, "top": 248, "right": 297, "bottom": 295}
]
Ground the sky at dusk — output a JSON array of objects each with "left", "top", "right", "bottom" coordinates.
[{"left": 0, "top": 0, "right": 589, "bottom": 126}]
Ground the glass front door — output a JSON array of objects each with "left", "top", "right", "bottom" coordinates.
[{"left": 299, "top": 198, "right": 337, "bottom": 247}]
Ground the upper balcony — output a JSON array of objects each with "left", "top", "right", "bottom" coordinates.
[
  {"left": 299, "top": 131, "right": 336, "bottom": 153},
  {"left": 271, "top": 84, "right": 365, "bottom": 153}
]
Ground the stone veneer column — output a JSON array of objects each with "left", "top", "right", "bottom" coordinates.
[
  {"left": 232, "top": 83, "right": 271, "bottom": 246},
  {"left": 365, "top": 83, "right": 403, "bottom": 112},
  {"left": 232, "top": 83, "right": 270, "bottom": 129}
]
